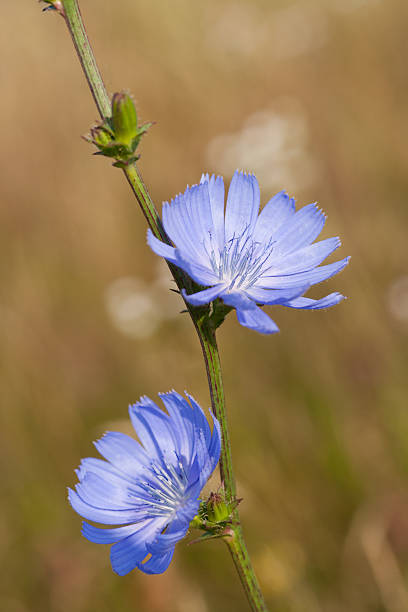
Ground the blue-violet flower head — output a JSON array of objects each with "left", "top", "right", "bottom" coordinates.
[
  {"left": 148, "top": 171, "right": 350, "bottom": 334},
  {"left": 68, "top": 391, "right": 221, "bottom": 575}
]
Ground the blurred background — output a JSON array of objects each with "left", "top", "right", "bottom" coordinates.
[{"left": 1, "top": 0, "right": 408, "bottom": 610}]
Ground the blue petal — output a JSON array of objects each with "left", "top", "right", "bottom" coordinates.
[
  {"left": 182, "top": 284, "right": 226, "bottom": 306},
  {"left": 245, "top": 285, "right": 309, "bottom": 305},
  {"left": 183, "top": 456, "right": 202, "bottom": 497},
  {"left": 68, "top": 488, "right": 145, "bottom": 525},
  {"left": 161, "top": 191, "right": 206, "bottom": 266},
  {"left": 225, "top": 171, "right": 260, "bottom": 243},
  {"left": 185, "top": 183, "right": 217, "bottom": 259},
  {"left": 74, "top": 472, "right": 135, "bottom": 510},
  {"left": 284, "top": 292, "right": 346, "bottom": 310},
  {"left": 267, "top": 237, "right": 341, "bottom": 276},
  {"left": 222, "top": 291, "right": 256, "bottom": 310},
  {"left": 110, "top": 518, "right": 165, "bottom": 576},
  {"left": 82, "top": 522, "right": 142, "bottom": 544},
  {"left": 221, "top": 292, "right": 280, "bottom": 334},
  {"left": 76, "top": 457, "right": 136, "bottom": 487},
  {"left": 201, "top": 174, "right": 225, "bottom": 250},
  {"left": 273, "top": 203, "right": 326, "bottom": 255},
  {"left": 184, "top": 392, "right": 212, "bottom": 447},
  {"left": 236, "top": 306, "right": 280, "bottom": 334},
  {"left": 147, "top": 526, "right": 189, "bottom": 555},
  {"left": 159, "top": 391, "right": 195, "bottom": 463},
  {"left": 94, "top": 432, "right": 148, "bottom": 478},
  {"left": 175, "top": 250, "right": 220, "bottom": 286},
  {"left": 129, "top": 397, "right": 179, "bottom": 464},
  {"left": 180, "top": 395, "right": 221, "bottom": 486},
  {"left": 162, "top": 184, "right": 215, "bottom": 267},
  {"left": 191, "top": 428, "right": 210, "bottom": 483},
  {"left": 198, "top": 432, "right": 221, "bottom": 488},
  {"left": 252, "top": 191, "right": 296, "bottom": 244},
  {"left": 207, "top": 410, "right": 222, "bottom": 474},
  {"left": 146, "top": 229, "right": 179, "bottom": 264},
  {"left": 139, "top": 549, "right": 174, "bottom": 575},
  {"left": 258, "top": 257, "right": 350, "bottom": 289}
]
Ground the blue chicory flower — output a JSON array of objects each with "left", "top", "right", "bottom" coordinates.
[
  {"left": 148, "top": 170, "right": 350, "bottom": 334},
  {"left": 68, "top": 391, "right": 221, "bottom": 575}
]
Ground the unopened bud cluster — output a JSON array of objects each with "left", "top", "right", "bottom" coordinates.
[
  {"left": 190, "top": 491, "right": 241, "bottom": 541},
  {"left": 86, "top": 92, "right": 152, "bottom": 168}
]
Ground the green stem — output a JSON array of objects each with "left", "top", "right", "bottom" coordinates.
[
  {"left": 227, "top": 529, "right": 269, "bottom": 612},
  {"left": 196, "top": 318, "right": 235, "bottom": 497},
  {"left": 197, "top": 320, "right": 267, "bottom": 612},
  {"left": 123, "top": 164, "right": 167, "bottom": 241},
  {"left": 60, "top": 2, "right": 268, "bottom": 610},
  {"left": 61, "top": 0, "right": 166, "bottom": 240},
  {"left": 60, "top": 0, "right": 110, "bottom": 118}
]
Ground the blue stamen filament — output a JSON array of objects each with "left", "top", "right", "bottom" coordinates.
[
  {"left": 133, "top": 456, "right": 190, "bottom": 517},
  {"left": 205, "top": 230, "right": 276, "bottom": 291}
]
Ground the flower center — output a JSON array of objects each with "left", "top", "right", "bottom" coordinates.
[
  {"left": 136, "top": 455, "right": 190, "bottom": 518},
  {"left": 207, "top": 231, "right": 276, "bottom": 291}
]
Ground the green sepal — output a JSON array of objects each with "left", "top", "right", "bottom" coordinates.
[
  {"left": 188, "top": 531, "right": 233, "bottom": 546},
  {"left": 112, "top": 156, "right": 140, "bottom": 168},
  {"left": 209, "top": 299, "right": 233, "bottom": 330},
  {"left": 90, "top": 125, "right": 114, "bottom": 148},
  {"left": 97, "top": 141, "right": 132, "bottom": 159},
  {"left": 134, "top": 121, "right": 154, "bottom": 139},
  {"left": 207, "top": 492, "right": 230, "bottom": 523}
]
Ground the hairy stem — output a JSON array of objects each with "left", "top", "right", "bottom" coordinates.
[
  {"left": 61, "top": 0, "right": 110, "bottom": 117},
  {"left": 227, "top": 530, "right": 269, "bottom": 612},
  {"left": 197, "top": 320, "right": 267, "bottom": 612},
  {"left": 196, "top": 318, "right": 235, "bottom": 496},
  {"left": 59, "top": 2, "right": 268, "bottom": 609}
]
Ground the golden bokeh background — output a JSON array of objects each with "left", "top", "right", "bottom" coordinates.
[{"left": 2, "top": 1, "right": 408, "bottom": 611}]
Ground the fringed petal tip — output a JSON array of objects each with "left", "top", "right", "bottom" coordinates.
[{"left": 285, "top": 291, "right": 347, "bottom": 310}]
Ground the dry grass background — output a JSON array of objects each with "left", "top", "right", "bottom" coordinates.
[{"left": 1, "top": 1, "right": 408, "bottom": 611}]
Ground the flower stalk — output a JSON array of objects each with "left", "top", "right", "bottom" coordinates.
[{"left": 58, "top": 1, "right": 268, "bottom": 609}]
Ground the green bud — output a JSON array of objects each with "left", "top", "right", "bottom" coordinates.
[
  {"left": 90, "top": 125, "right": 113, "bottom": 148},
  {"left": 111, "top": 92, "right": 138, "bottom": 147},
  {"left": 207, "top": 492, "right": 230, "bottom": 523}
]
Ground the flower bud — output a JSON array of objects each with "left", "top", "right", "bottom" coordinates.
[
  {"left": 90, "top": 125, "right": 113, "bottom": 148},
  {"left": 111, "top": 93, "right": 138, "bottom": 147},
  {"left": 207, "top": 492, "right": 230, "bottom": 523}
]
